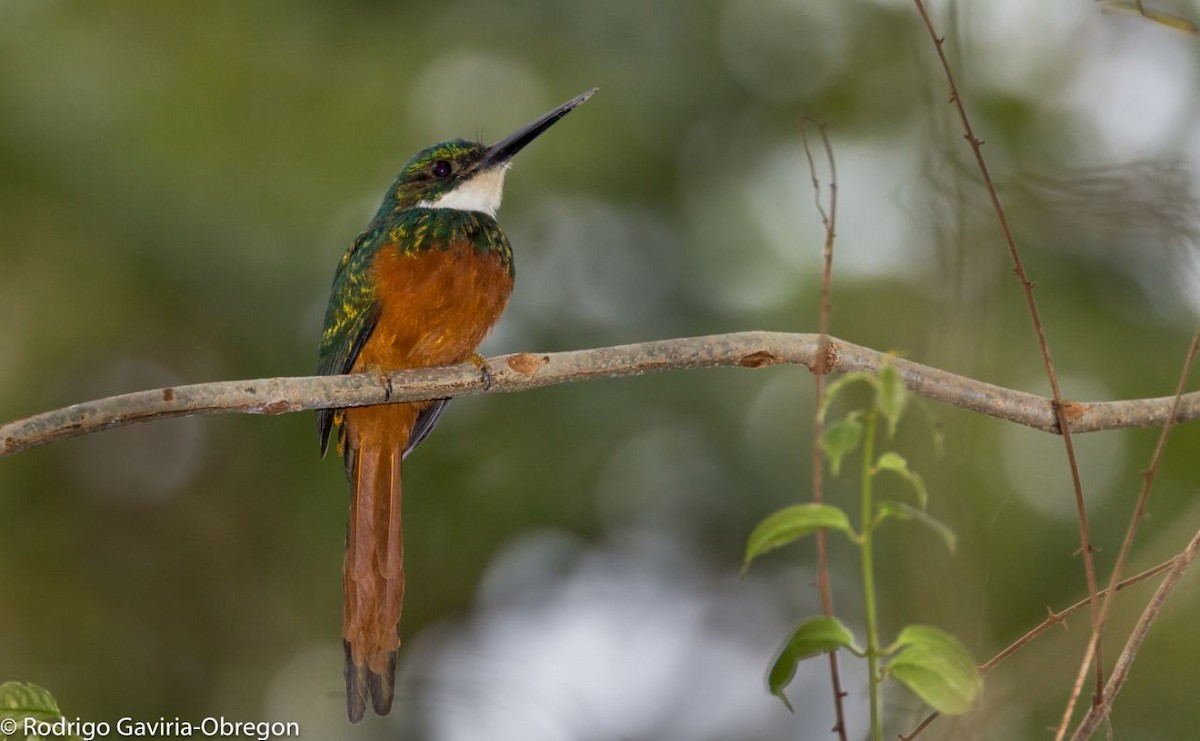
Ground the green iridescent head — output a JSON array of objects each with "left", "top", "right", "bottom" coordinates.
[
  {"left": 379, "top": 87, "right": 598, "bottom": 218},
  {"left": 385, "top": 139, "right": 489, "bottom": 213}
]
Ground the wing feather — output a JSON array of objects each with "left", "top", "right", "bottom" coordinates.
[{"left": 317, "top": 230, "right": 385, "bottom": 456}]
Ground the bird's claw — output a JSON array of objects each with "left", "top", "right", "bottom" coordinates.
[{"left": 469, "top": 353, "right": 494, "bottom": 391}]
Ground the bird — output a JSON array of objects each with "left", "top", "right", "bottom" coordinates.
[{"left": 315, "top": 88, "right": 596, "bottom": 723}]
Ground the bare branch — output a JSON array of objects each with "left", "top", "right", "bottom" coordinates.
[
  {"left": 1069, "top": 525, "right": 1200, "bottom": 740},
  {"left": 800, "top": 117, "right": 849, "bottom": 741},
  {"left": 911, "top": 1, "right": 1104, "bottom": 719},
  {"left": 901, "top": 557, "right": 1178, "bottom": 741},
  {"left": 1067, "top": 328, "right": 1200, "bottom": 740},
  {"left": 2, "top": 332, "right": 1198, "bottom": 458}
]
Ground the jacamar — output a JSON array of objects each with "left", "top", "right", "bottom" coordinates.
[{"left": 316, "top": 88, "right": 596, "bottom": 722}]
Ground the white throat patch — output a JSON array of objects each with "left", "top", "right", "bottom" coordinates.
[{"left": 418, "top": 166, "right": 509, "bottom": 217}]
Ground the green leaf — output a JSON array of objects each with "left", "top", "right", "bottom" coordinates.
[
  {"left": 874, "top": 451, "right": 928, "bottom": 508},
  {"left": 1100, "top": 1, "right": 1199, "bottom": 33},
  {"left": 817, "top": 372, "right": 876, "bottom": 422},
  {"left": 768, "top": 616, "right": 861, "bottom": 712},
  {"left": 1140, "top": 8, "right": 1200, "bottom": 32},
  {"left": 876, "top": 500, "right": 957, "bottom": 552},
  {"left": 743, "top": 504, "right": 854, "bottom": 573},
  {"left": 885, "top": 625, "right": 982, "bottom": 715},
  {"left": 821, "top": 412, "right": 863, "bottom": 476},
  {"left": 0, "top": 682, "right": 78, "bottom": 740},
  {"left": 875, "top": 364, "right": 908, "bottom": 438},
  {"left": 0, "top": 682, "right": 62, "bottom": 722}
]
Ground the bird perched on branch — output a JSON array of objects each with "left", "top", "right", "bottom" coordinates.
[{"left": 315, "top": 88, "right": 596, "bottom": 722}]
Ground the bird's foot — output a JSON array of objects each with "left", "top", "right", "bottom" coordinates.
[{"left": 468, "top": 352, "right": 494, "bottom": 391}]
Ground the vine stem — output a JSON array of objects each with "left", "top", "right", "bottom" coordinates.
[
  {"left": 1066, "top": 328, "right": 1200, "bottom": 739},
  {"left": 859, "top": 408, "right": 882, "bottom": 741},
  {"left": 910, "top": 1, "right": 1104, "bottom": 724},
  {"left": 800, "top": 117, "right": 849, "bottom": 740}
]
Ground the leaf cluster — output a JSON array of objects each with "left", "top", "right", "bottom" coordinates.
[{"left": 742, "top": 365, "right": 980, "bottom": 720}]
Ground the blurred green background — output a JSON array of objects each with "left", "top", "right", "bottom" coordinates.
[{"left": 2, "top": 1, "right": 1199, "bottom": 739}]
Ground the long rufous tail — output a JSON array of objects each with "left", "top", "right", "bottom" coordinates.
[{"left": 342, "top": 427, "right": 406, "bottom": 722}]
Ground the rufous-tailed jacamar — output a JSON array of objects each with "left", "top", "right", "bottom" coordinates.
[{"left": 316, "top": 88, "right": 596, "bottom": 722}]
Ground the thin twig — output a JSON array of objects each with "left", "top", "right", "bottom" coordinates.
[
  {"left": 800, "top": 117, "right": 848, "bottom": 741},
  {"left": 1067, "top": 328, "right": 1200, "bottom": 740},
  {"left": 910, "top": 2, "right": 1105, "bottom": 727},
  {"left": 1070, "top": 525, "right": 1200, "bottom": 739},
  {"left": 3, "top": 332, "right": 1200, "bottom": 458},
  {"left": 900, "top": 558, "right": 1176, "bottom": 740}
]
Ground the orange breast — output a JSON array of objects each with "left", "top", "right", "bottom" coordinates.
[{"left": 352, "top": 239, "right": 514, "bottom": 372}]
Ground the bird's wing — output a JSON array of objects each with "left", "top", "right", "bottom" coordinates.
[
  {"left": 317, "top": 230, "right": 382, "bottom": 456},
  {"left": 403, "top": 398, "right": 450, "bottom": 459}
]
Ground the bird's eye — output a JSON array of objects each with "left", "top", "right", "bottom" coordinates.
[{"left": 432, "top": 160, "right": 452, "bottom": 178}]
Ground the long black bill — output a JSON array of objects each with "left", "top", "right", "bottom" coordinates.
[{"left": 480, "top": 87, "right": 598, "bottom": 169}]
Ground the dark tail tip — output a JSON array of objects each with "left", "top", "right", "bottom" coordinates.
[
  {"left": 344, "top": 641, "right": 398, "bottom": 721},
  {"left": 368, "top": 650, "right": 398, "bottom": 716},
  {"left": 344, "top": 640, "right": 367, "bottom": 723}
]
